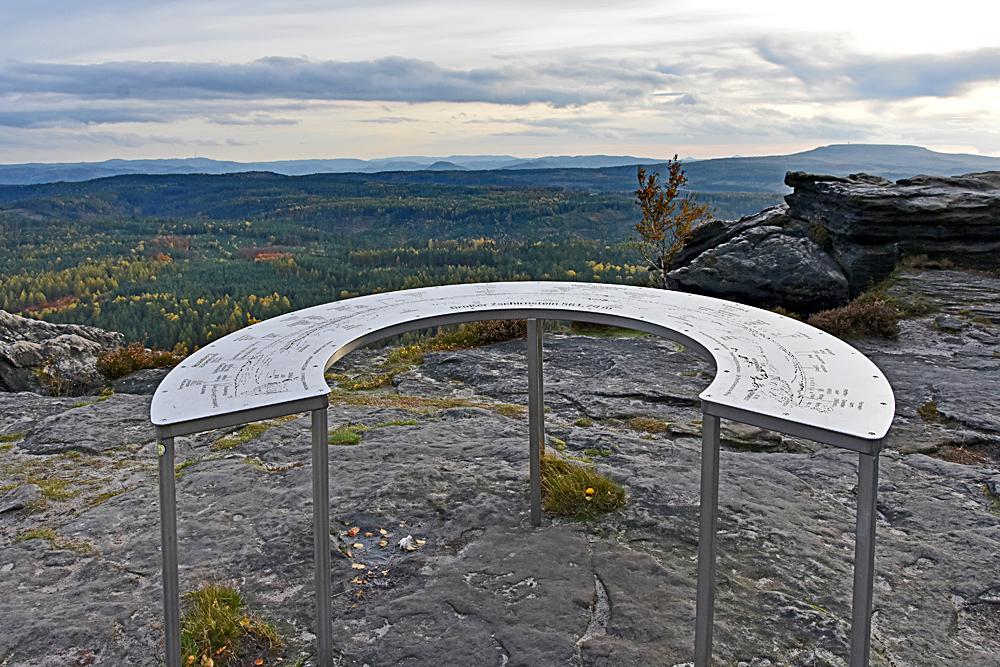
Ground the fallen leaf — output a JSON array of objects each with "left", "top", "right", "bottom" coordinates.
[
  {"left": 378, "top": 540, "right": 389, "bottom": 548},
  {"left": 255, "top": 660, "right": 264, "bottom": 666},
  {"left": 415, "top": 539, "right": 426, "bottom": 546},
  {"left": 353, "top": 543, "right": 364, "bottom": 549},
  {"left": 364, "top": 531, "right": 374, "bottom": 537},
  {"left": 346, "top": 527, "right": 360, "bottom": 537},
  {"left": 379, "top": 528, "right": 389, "bottom": 535},
  {"left": 351, "top": 576, "right": 364, "bottom": 584},
  {"left": 351, "top": 563, "right": 366, "bottom": 570}
]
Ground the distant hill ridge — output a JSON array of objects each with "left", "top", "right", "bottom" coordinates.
[{"left": 1, "top": 144, "right": 999, "bottom": 192}]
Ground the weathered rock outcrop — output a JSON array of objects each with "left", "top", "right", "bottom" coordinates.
[
  {"left": 0, "top": 310, "right": 123, "bottom": 395},
  {"left": 785, "top": 171, "right": 1000, "bottom": 291},
  {"left": 0, "top": 269, "right": 997, "bottom": 666},
  {"left": 668, "top": 171, "right": 1000, "bottom": 311}
]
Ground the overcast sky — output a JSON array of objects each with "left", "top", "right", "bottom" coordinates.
[{"left": 1, "top": 0, "right": 999, "bottom": 162}]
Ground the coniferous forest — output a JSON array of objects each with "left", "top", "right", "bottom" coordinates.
[{"left": 0, "top": 171, "right": 781, "bottom": 349}]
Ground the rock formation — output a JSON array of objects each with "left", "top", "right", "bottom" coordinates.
[
  {"left": 0, "top": 310, "right": 123, "bottom": 395},
  {"left": 668, "top": 171, "right": 1000, "bottom": 311},
  {"left": 0, "top": 268, "right": 997, "bottom": 666}
]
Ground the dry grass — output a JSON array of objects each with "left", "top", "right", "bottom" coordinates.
[
  {"left": 96, "top": 342, "right": 183, "bottom": 381},
  {"left": 625, "top": 416, "right": 671, "bottom": 434},
  {"left": 807, "top": 299, "right": 900, "bottom": 339},
  {"left": 807, "top": 276, "right": 935, "bottom": 340},
  {"left": 934, "top": 446, "right": 989, "bottom": 466}
]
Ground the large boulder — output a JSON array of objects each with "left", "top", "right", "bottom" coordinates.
[
  {"left": 667, "top": 208, "right": 849, "bottom": 312},
  {"left": 785, "top": 171, "right": 1000, "bottom": 292},
  {"left": 0, "top": 310, "right": 123, "bottom": 395}
]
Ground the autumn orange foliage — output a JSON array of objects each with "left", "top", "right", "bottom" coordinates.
[{"left": 633, "top": 156, "right": 712, "bottom": 289}]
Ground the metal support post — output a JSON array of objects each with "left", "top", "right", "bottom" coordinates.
[
  {"left": 158, "top": 434, "right": 182, "bottom": 666},
  {"left": 527, "top": 318, "right": 544, "bottom": 527},
  {"left": 311, "top": 408, "right": 333, "bottom": 667},
  {"left": 694, "top": 412, "right": 721, "bottom": 667},
  {"left": 850, "top": 452, "right": 879, "bottom": 667}
]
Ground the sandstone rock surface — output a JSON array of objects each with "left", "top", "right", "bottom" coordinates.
[
  {"left": 668, "top": 171, "right": 1000, "bottom": 311},
  {"left": 0, "top": 269, "right": 997, "bottom": 666},
  {"left": 0, "top": 310, "right": 123, "bottom": 395}
]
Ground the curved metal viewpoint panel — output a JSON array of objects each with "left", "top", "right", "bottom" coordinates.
[{"left": 151, "top": 282, "right": 895, "bottom": 666}]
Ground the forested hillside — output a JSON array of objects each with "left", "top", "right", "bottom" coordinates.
[{"left": 0, "top": 172, "right": 781, "bottom": 349}]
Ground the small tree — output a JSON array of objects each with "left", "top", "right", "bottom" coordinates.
[{"left": 633, "top": 156, "right": 712, "bottom": 289}]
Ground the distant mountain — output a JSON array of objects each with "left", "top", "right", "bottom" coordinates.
[
  {"left": 424, "top": 161, "right": 468, "bottom": 171},
  {"left": 0, "top": 154, "right": 662, "bottom": 185},
  {"left": 680, "top": 144, "right": 1000, "bottom": 192},
  {"left": 498, "top": 155, "right": 663, "bottom": 170},
  {"left": 1, "top": 144, "right": 997, "bottom": 191}
]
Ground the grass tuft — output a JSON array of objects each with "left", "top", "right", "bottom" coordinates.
[
  {"left": 181, "top": 584, "right": 283, "bottom": 666},
  {"left": 540, "top": 454, "right": 627, "bottom": 521},
  {"left": 328, "top": 425, "right": 364, "bottom": 446},
  {"left": 26, "top": 476, "right": 75, "bottom": 501},
  {"left": 983, "top": 484, "right": 1000, "bottom": 515},
  {"left": 917, "top": 400, "right": 943, "bottom": 423},
  {"left": 212, "top": 416, "right": 297, "bottom": 451},
  {"left": 625, "top": 416, "right": 670, "bottom": 434}
]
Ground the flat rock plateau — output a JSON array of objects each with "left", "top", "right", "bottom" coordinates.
[{"left": 1, "top": 269, "right": 998, "bottom": 666}]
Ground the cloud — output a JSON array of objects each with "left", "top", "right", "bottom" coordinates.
[
  {"left": 0, "top": 56, "right": 676, "bottom": 107},
  {"left": 0, "top": 107, "right": 168, "bottom": 128},
  {"left": 756, "top": 41, "right": 1000, "bottom": 100},
  {"left": 355, "top": 116, "right": 421, "bottom": 124},
  {"left": 0, "top": 102, "right": 301, "bottom": 129}
]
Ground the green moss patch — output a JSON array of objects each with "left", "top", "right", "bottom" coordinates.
[
  {"left": 86, "top": 488, "right": 127, "bottom": 507},
  {"left": 15, "top": 527, "right": 97, "bottom": 555}
]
